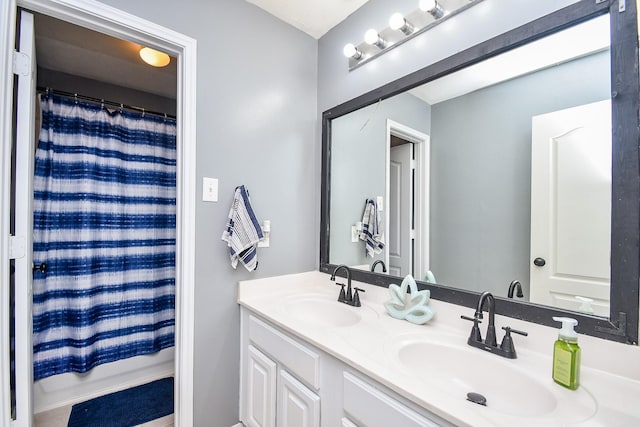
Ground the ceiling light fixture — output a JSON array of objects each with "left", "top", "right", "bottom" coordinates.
[
  {"left": 389, "top": 13, "right": 415, "bottom": 35},
  {"left": 364, "top": 29, "right": 387, "bottom": 49},
  {"left": 419, "top": 0, "right": 445, "bottom": 19},
  {"left": 139, "top": 47, "right": 170, "bottom": 67},
  {"left": 343, "top": 43, "right": 363, "bottom": 59}
]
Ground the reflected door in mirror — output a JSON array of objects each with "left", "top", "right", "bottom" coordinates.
[
  {"left": 389, "top": 142, "right": 413, "bottom": 276},
  {"left": 530, "top": 100, "right": 611, "bottom": 316}
]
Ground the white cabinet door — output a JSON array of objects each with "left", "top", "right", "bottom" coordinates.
[
  {"left": 245, "top": 345, "right": 277, "bottom": 427},
  {"left": 277, "top": 369, "right": 320, "bottom": 427}
]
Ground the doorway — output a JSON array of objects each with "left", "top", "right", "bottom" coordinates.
[
  {"left": 0, "top": 1, "right": 196, "bottom": 426},
  {"left": 385, "top": 120, "right": 430, "bottom": 280}
]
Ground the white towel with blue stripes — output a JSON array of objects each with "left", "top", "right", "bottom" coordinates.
[
  {"left": 221, "top": 185, "right": 264, "bottom": 271},
  {"left": 360, "top": 198, "right": 384, "bottom": 257}
]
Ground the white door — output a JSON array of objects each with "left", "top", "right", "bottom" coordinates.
[
  {"left": 530, "top": 100, "right": 611, "bottom": 316},
  {"left": 11, "top": 9, "right": 36, "bottom": 427},
  {"left": 389, "top": 143, "right": 413, "bottom": 277},
  {"left": 277, "top": 370, "right": 320, "bottom": 427},
  {"left": 243, "top": 346, "right": 277, "bottom": 427}
]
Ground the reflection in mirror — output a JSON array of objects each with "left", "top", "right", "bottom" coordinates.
[{"left": 329, "top": 14, "right": 611, "bottom": 316}]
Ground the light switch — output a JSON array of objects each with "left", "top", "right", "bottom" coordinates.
[
  {"left": 376, "top": 196, "right": 384, "bottom": 211},
  {"left": 202, "top": 177, "right": 218, "bottom": 202}
]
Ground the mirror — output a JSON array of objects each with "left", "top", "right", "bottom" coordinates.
[
  {"left": 321, "top": 1, "right": 640, "bottom": 344},
  {"left": 330, "top": 15, "right": 611, "bottom": 312}
]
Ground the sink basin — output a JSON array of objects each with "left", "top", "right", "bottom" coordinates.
[
  {"left": 283, "top": 295, "right": 369, "bottom": 328},
  {"left": 389, "top": 335, "right": 596, "bottom": 421}
]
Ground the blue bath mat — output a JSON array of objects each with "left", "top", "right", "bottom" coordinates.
[{"left": 67, "top": 377, "right": 173, "bottom": 427}]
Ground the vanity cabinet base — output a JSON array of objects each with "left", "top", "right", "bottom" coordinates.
[{"left": 239, "top": 307, "right": 452, "bottom": 427}]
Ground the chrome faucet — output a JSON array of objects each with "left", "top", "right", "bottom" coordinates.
[
  {"left": 507, "top": 280, "right": 524, "bottom": 298},
  {"left": 461, "top": 291, "right": 527, "bottom": 358},
  {"left": 371, "top": 260, "right": 387, "bottom": 273},
  {"left": 330, "top": 265, "right": 365, "bottom": 307}
]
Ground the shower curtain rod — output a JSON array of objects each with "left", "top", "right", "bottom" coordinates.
[{"left": 36, "top": 86, "right": 176, "bottom": 119}]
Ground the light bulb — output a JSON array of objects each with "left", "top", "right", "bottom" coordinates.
[
  {"left": 364, "top": 29, "right": 387, "bottom": 49},
  {"left": 389, "top": 13, "right": 406, "bottom": 31},
  {"left": 419, "top": 0, "right": 436, "bottom": 11},
  {"left": 419, "top": 0, "right": 445, "bottom": 19},
  {"left": 389, "top": 13, "right": 414, "bottom": 35},
  {"left": 343, "top": 43, "right": 362, "bottom": 59},
  {"left": 364, "top": 29, "right": 380, "bottom": 45}
]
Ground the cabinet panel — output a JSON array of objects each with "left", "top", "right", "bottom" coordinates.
[
  {"left": 249, "top": 314, "right": 320, "bottom": 390},
  {"left": 245, "top": 345, "right": 277, "bottom": 427},
  {"left": 277, "top": 369, "right": 320, "bottom": 427},
  {"left": 343, "top": 372, "right": 440, "bottom": 427}
]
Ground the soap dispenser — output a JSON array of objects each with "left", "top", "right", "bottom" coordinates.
[{"left": 552, "top": 317, "right": 581, "bottom": 390}]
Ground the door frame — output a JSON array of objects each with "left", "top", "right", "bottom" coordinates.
[
  {"left": 0, "top": 1, "right": 197, "bottom": 426},
  {"left": 385, "top": 120, "right": 430, "bottom": 280}
]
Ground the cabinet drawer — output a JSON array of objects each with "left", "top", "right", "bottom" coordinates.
[
  {"left": 248, "top": 315, "right": 320, "bottom": 390},
  {"left": 343, "top": 372, "right": 440, "bottom": 427}
]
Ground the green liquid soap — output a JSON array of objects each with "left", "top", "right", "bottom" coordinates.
[
  {"left": 553, "top": 337, "right": 580, "bottom": 390},
  {"left": 552, "top": 317, "right": 581, "bottom": 390}
]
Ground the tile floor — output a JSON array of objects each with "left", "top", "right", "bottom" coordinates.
[{"left": 34, "top": 404, "right": 174, "bottom": 427}]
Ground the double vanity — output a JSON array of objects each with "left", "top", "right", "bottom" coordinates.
[{"left": 238, "top": 271, "right": 640, "bottom": 427}]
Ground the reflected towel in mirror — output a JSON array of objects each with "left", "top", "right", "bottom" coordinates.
[{"left": 360, "top": 198, "right": 384, "bottom": 257}]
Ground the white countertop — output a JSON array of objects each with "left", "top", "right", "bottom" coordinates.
[{"left": 238, "top": 271, "right": 640, "bottom": 427}]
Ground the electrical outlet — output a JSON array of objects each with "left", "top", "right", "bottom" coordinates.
[{"left": 351, "top": 226, "right": 359, "bottom": 242}]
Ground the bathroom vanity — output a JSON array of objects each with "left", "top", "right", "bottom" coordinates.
[{"left": 238, "top": 271, "right": 640, "bottom": 427}]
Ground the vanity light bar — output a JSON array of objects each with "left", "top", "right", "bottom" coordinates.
[{"left": 343, "top": 0, "right": 483, "bottom": 71}]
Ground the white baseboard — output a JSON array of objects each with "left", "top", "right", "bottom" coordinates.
[{"left": 231, "top": 423, "right": 244, "bottom": 427}]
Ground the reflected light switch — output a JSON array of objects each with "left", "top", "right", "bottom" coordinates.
[{"left": 202, "top": 177, "right": 218, "bottom": 202}]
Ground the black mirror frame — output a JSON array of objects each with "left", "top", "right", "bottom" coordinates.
[{"left": 320, "top": 0, "right": 639, "bottom": 344}]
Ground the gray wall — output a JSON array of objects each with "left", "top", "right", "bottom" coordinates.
[
  {"left": 430, "top": 51, "right": 611, "bottom": 297},
  {"left": 329, "top": 93, "right": 430, "bottom": 267},
  {"left": 95, "top": 1, "right": 317, "bottom": 425}
]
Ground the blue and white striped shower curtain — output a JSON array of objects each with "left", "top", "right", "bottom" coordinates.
[{"left": 32, "top": 94, "right": 176, "bottom": 380}]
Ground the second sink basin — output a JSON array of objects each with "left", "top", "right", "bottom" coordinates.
[{"left": 388, "top": 334, "right": 596, "bottom": 422}]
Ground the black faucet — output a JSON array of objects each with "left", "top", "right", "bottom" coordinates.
[
  {"left": 461, "top": 291, "right": 527, "bottom": 358},
  {"left": 475, "top": 291, "right": 497, "bottom": 346},
  {"left": 330, "top": 265, "right": 365, "bottom": 307},
  {"left": 507, "top": 280, "right": 524, "bottom": 298},
  {"left": 371, "top": 260, "right": 387, "bottom": 273}
]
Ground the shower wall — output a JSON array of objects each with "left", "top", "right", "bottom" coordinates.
[{"left": 33, "top": 68, "right": 177, "bottom": 414}]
